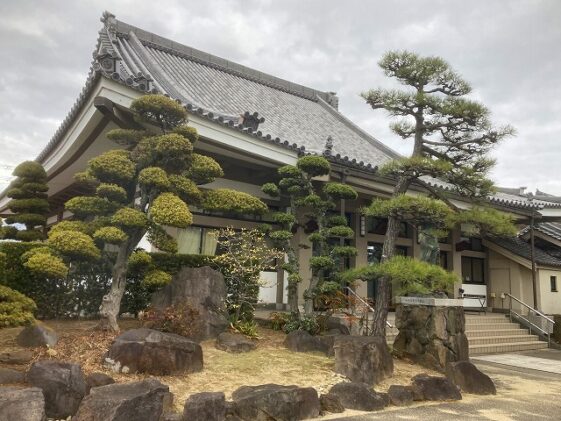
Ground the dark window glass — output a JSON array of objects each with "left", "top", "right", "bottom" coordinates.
[
  {"left": 551, "top": 276, "right": 558, "bottom": 292},
  {"left": 461, "top": 256, "right": 485, "bottom": 284},
  {"left": 366, "top": 217, "right": 410, "bottom": 238},
  {"left": 456, "top": 236, "right": 484, "bottom": 252},
  {"left": 439, "top": 251, "right": 449, "bottom": 270}
]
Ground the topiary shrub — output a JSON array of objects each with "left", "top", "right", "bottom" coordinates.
[
  {"left": 150, "top": 192, "right": 193, "bottom": 228},
  {"left": 0, "top": 285, "right": 36, "bottom": 328},
  {"left": 296, "top": 156, "right": 330, "bottom": 177},
  {"left": 324, "top": 182, "right": 358, "bottom": 200},
  {"left": 202, "top": 189, "right": 269, "bottom": 215}
]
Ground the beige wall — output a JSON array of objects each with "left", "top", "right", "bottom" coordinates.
[{"left": 538, "top": 269, "right": 561, "bottom": 314}]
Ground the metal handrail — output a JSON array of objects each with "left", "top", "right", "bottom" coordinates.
[
  {"left": 345, "top": 287, "right": 393, "bottom": 328},
  {"left": 505, "top": 292, "right": 556, "bottom": 347}
]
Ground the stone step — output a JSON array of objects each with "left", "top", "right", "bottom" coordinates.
[
  {"left": 466, "top": 328, "right": 529, "bottom": 337},
  {"left": 465, "top": 322, "right": 522, "bottom": 330},
  {"left": 469, "top": 340, "right": 548, "bottom": 355},
  {"left": 465, "top": 317, "right": 510, "bottom": 324},
  {"left": 468, "top": 335, "right": 539, "bottom": 345},
  {"left": 465, "top": 315, "right": 508, "bottom": 321}
]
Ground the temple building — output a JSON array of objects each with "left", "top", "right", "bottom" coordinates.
[{"left": 1, "top": 12, "right": 561, "bottom": 314}]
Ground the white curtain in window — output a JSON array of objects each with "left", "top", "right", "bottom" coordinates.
[
  {"left": 177, "top": 227, "right": 201, "bottom": 254},
  {"left": 201, "top": 229, "right": 218, "bottom": 255}
]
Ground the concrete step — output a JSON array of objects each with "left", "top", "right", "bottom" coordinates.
[
  {"left": 470, "top": 340, "right": 548, "bottom": 355},
  {"left": 465, "top": 317, "right": 511, "bottom": 325},
  {"left": 465, "top": 322, "right": 522, "bottom": 330},
  {"left": 465, "top": 315, "right": 509, "bottom": 322},
  {"left": 466, "top": 328, "right": 529, "bottom": 337},
  {"left": 468, "top": 335, "right": 539, "bottom": 345}
]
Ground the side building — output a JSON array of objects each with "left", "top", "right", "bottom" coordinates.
[{"left": 1, "top": 12, "right": 561, "bottom": 314}]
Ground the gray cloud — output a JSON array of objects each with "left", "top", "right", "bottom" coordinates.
[{"left": 0, "top": 0, "right": 559, "bottom": 194}]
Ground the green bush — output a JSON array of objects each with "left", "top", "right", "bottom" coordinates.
[
  {"left": 310, "top": 256, "right": 335, "bottom": 272},
  {"left": 202, "top": 189, "right": 269, "bottom": 215},
  {"left": 96, "top": 183, "right": 128, "bottom": 203},
  {"left": 0, "top": 285, "right": 36, "bottom": 328},
  {"left": 88, "top": 150, "right": 136, "bottom": 184},
  {"left": 296, "top": 156, "right": 330, "bottom": 177},
  {"left": 150, "top": 192, "right": 193, "bottom": 228},
  {"left": 262, "top": 182, "right": 280, "bottom": 197},
  {"left": 112, "top": 207, "right": 148, "bottom": 228},
  {"left": 184, "top": 154, "right": 224, "bottom": 184},
  {"left": 326, "top": 225, "right": 354, "bottom": 238},
  {"left": 93, "top": 226, "right": 128, "bottom": 244},
  {"left": 283, "top": 314, "right": 321, "bottom": 335},
  {"left": 323, "top": 183, "right": 358, "bottom": 200}
]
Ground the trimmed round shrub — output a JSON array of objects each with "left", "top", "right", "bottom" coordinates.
[
  {"left": 106, "top": 129, "right": 146, "bottom": 145},
  {"left": 278, "top": 165, "right": 301, "bottom": 178},
  {"left": 173, "top": 125, "right": 199, "bottom": 143},
  {"left": 269, "top": 230, "right": 293, "bottom": 242},
  {"left": 150, "top": 192, "right": 193, "bottom": 228},
  {"left": 142, "top": 269, "right": 172, "bottom": 288},
  {"left": 310, "top": 256, "right": 335, "bottom": 272},
  {"left": 300, "top": 194, "right": 324, "bottom": 208},
  {"left": 326, "top": 215, "right": 348, "bottom": 227},
  {"left": 15, "top": 230, "right": 44, "bottom": 242},
  {"left": 184, "top": 154, "right": 224, "bottom": 184},
  {"left": 0, "top": 226, "right": 18, "bottom": 239},
  {"left": 49, "top": 220, "right": 89, "bottom": 236},
  {"left": 297, "top": 156, "right": 330, "bottom": 177},
  {"left": 65, "top": 196, "right": 114, "bottom": 217},
  {"left": 307, "top": 232, "right": 324, "bottom": 243},
  {"left": 5, "top": 213, "right": 47, "bottom": 227},
  {"left": 127, "top": 250, "right": 152, "bottom": 273},
  {"left": 130, "top": 94, "right": 187, "bottom": 128},
  {"left": 0, "top": 285, "right": 37, "bottom": 328},
  {"left": 12, "top": 161, "right": 47, "bottom": 179},
  {"left": 324, "top": 183, "right": 358, "bottom": 200},
  {"left": 112, "top": 207, "right": 148, "bottom": 228},
  {"left": 48, "top": 230, "right": 101, "bottom": 260},
  {"left": 332, "top": 246, "right": 358, "bottom": 257},
  {"left": 74, "top": 170, "right": 99, "bottom": 187},
  {"left": 327, "top": 225, "right": 354, "bottom": 238},
  {"left": 154, "top": 133, "right": 193, "bottom": 157},
  {"left": 8, "top": 198, "right": 49, "bottom": 214},
  {"left": 169, "top": 175, "right": 201, "bottom": 203},
  {"left": 202, "top": 189, "right": 268, "bottom": 215},
  {"left": 139, "top": 167, "right": 170, "bottom": 189},
  {"left": 262, "top": 182, "right": 280, "bottom": 197},
  {"left": 271, "top": 212, "right": 296, "bottom": 225},
  {"left": 88, "top": 150, "right": 136, "bottom": 183},
  {"left": 93, "top": 226, "right": 128, "bottom": 244},
  {"left": 96, "top": 183, "right": 128, "bottom": 203},
  {"left": 23, "top": 251, "right": 68, "bottom": 279},
  {"left": 147, "top": 227, "right": 178, "bottom": 253}
]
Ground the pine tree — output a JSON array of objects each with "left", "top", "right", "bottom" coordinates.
[{"left": 361, "top": 51, "right": 515, "bottom": 336}]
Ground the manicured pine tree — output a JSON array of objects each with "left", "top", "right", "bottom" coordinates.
[
  {"left": 0, "top": 161, "right": 49, "bottom": 241},
  {"left": 361, "top": 51, "right": 516, "bottom": 336},
  {"left": 23, "top": 94, "right": 268, "bottom": 331},
  {"left": 262, "top": 155, "right": 358, "bottom": 315}
]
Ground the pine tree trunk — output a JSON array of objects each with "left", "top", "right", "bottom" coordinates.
[{"left": 286, "top": 246, "right": 300, "bottom": 315}]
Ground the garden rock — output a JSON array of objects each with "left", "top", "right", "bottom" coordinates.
[
  {"left": 328, "top": 382, "right": 387, "bottom": 411},
  {"left": 411, "top": 374, "right": 462, "bottom": 401},
  {"left": 0, "top": 386, "right": 46, "bottom": 421},
  {"left": 86, "top": 372, "right": 115, "bottom": 393},
  {"left": 0, "top": 368, "right": 25, "bottom": 384},
  {"left": 319, "top": 393, "right": 344, "bottom": 414},
  {"left": 151, "top": 266, "right": 228, "bottom": 340},
  {"left": 387, "top": 385, "right": 414, "bottom": 406},
  {"left": 0, "top": 349, "right": 33, "bottom": 365},
  {"left": 183, "top": 392, "right": 226, "bottom": 421},
  {"left": 105, "top": 328, "right": 203, "bottom": 375},
  {"left": 74, "top": 378, "right": 172, "bottom": 421},
  {"left": 16, "top": 322, "right": 58, "bottom": 348},
  {"left": 333, "top": 335, "right": 393, "bottom": 385},
  {"left": 232, "top": 383, "right": 320, "bottom": 421},
  {"left": 446, "top": 361, "right": 496, "bottom": 395},
  {"left": 27, "top": 360, "right": 87, "bottom": 419},
  {"left": 284, "top": 330, "right": 333, "bottom": 355},
  {"left": 393, "top": 304, "right": 469, "bottom": 371},
  {"left": 216, "top": 332, "right": 257, "bottom": 353}
]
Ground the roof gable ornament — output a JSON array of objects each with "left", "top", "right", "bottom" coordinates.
[
  {"left": 323, "top": 136, "right": 334, "bottom": 156},
  {"left": 133, "top": 72, "right": 153, "bottom": 92},
  {"left": 238, "top": 111, "right": 265, "bottom": 132}
]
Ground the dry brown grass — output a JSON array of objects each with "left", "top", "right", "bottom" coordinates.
[{"left": 0, "top": 320, "right": 437, "bottom": 413}]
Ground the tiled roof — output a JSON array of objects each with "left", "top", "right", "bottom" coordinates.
[
  {"left": 61, "top": 11, "right": 397, "bottom": 171},
  {"left": 521, "top": 222, "right": 561, "bottom": 242},
  {"left": 487, "top": 236, "right": 561, "bottom": 268}
]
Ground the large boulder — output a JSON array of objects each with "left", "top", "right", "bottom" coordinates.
[
  {"left": 394, "top": 304, "right": 469, "bottom": 371},
  {"left": 0, "top": 368, "right": 25, "bottom": 384},
  {"left": 446, "top": 361, "right": 496, "bottom": 395},
  {"left": 86, "top": 372, "right": 115, "bottom": 393},
  {"left": 411, "top": 374, "right": 462, "bottom": 401},
  {"left": 183, "top": 392, "right": 225, "bottom": 421},
  {"left": 0, "top": 386, "right": 46, "bottom": 421},
  {"left": 16, "top": 322, "right": 58, "bottom": 348},
  {"left": 0, "top": 350, "right": 34, "bottom": 365},
  {"left": 387, "top": 385, "right": 414, "bottom": 406},
  {"left": 151, "top": 266, "right": 228, "bottom": 340},
  {"left": 74, "top": 378, "right": 172, "bottom": 421},
  {"left": 333, "top": 336, "right": 393, "bottom": 385},
  {"left": 105, "top": 328, "right": 203, "bottom": 375},
  {"left": 284, "top": 330, "right": 334, "bottom": 356},
  {"left": 216, "top": 332, "right": 257, "bottom": 353},
  {"left": 232, "top": 384, "right": 320, "bottom": 421},
  {"left": 27, "top": 360, "right": 87, "bottom": 419},
  {"left": 319, "top": 393, "right": 344, "bottom": 414},
  {"left": 327, "top": 382, "right": 387, "bottom": 411}
]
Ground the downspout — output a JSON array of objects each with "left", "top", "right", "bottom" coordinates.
[{"left": 530, "top": 210, "right": 538, "bottom": 310}]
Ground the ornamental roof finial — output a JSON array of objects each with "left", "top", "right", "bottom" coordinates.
[{"left": 324, "top": 136, "right": 334, "bottom": 156}]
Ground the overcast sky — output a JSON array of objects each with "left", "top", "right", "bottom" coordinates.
[{"left": 1, "top": 0, "right": 560, "bottom": 195}]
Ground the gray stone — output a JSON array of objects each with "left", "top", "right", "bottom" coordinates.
[
  {"left": 393, "top": 304, "right": 469, "bottom": 371},
  {"left": 16, "top": 322, "right": 58, "bottom": 348},
  {"left": 0, "top": 350, "right": 34, "bottom": 365},
  {"left": 283, "top": 330, "right": 334, "bottom": 356},
  {"left": 106, "top": 328, "right": 203, "bottom": 375},
  {"left": 151, "top": 266, "right": 228, "bottom": 340},
  {"left": 216, "top": 332, "right": 257, "bottom": 353},
  {"left": 0, "top": 368, "right": 25, "bottom": 384},
  {"left": 387, "top": 385, "right": 414, "bottom": 406},
  {"left": 183, "top": 392, "right": 225, "bottom": 421},
  {"left": 326, "top": 316, "right": 351, "bottom": 335},
  {"left": 328, "top": 382, "right": 387, "bottom": 411},
  {"left": 86, "top": 372, "right": 115, "bottom": 393},
  {"left": 411, "top": 374, "right": 462, "bottom": 401},
  {"left": 27, "top": 360, "right": 87, "bottom": 419},
  {"left": 74, "top": 378, "right": 172, "bottom": 421},
  {"left": 232, "top": 383, "right": 320, "bottom": 421},
  {"left": 446, "top": 361, "right": 496, "bottom": 395},
  {"left": 319, "top": 393, "right": 344, "bottom": 414},
  {"left": 0, "top": 386, "right": 46, "bottom": 421},
  {"left": 333, "top": 335, "right": 393, "bottom": 385}
]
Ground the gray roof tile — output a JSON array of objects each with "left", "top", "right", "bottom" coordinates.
[{"left": 488, "top": 236, "right": 561, "bottom": 267}]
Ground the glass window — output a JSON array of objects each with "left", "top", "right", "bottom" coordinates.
[
  {"left": 551, "top": 276, "right": 558, "bottom": 292},
  {"left": 177, "top": 226, "right": 218, "bottom": 255},
  {"left": 456, "top": 236, "right": 484, "bottom": 252},
  {"left": 439, "top": 251, "right": 449, "bottom": 270},
  {"left": 461, "top": 256, "right": 485, "bottom": 284}
]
